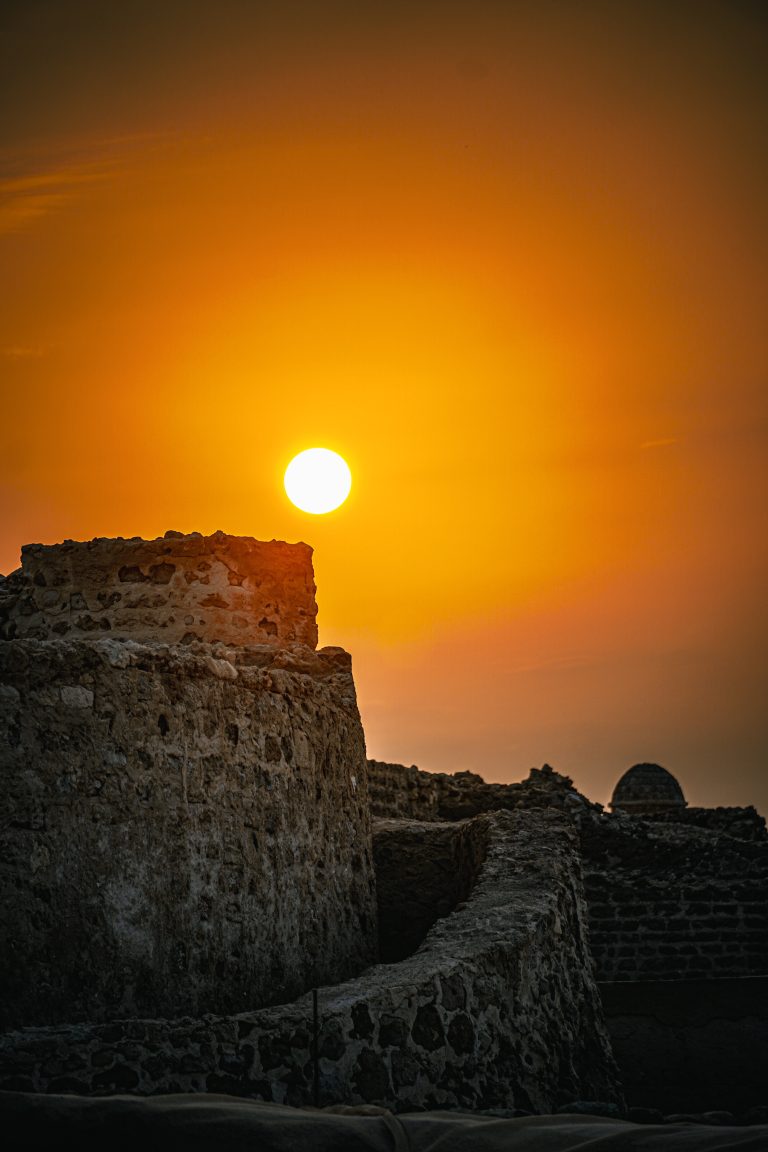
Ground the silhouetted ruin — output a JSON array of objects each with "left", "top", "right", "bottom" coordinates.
[{"left": 0, "top": 533, "right": 766, "bottom": 1122}]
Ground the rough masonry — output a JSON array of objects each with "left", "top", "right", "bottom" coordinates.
[
  {"left": 0, "top": 811, "right": 621, "bottom": 1113},
  {"left": 0, "top": 532, "right": 375, "bottom": 1029},
  {"left": 5, "top": 533, "right": 763, "bottom": 1117},
  {"left": 369, "top": 758, "right": 768, "bottom": 985},
  {"left": 366, "top": 758, "right": 768, "bottom": 1115},
  {"left": 0, "top": 530, "right": 318, "bottom": 648},
  {"left": 581, "top": 810, "right": 768, "bottom": 981}
]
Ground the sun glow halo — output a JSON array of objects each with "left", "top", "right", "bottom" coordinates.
[{"left": 284, "top": 448, "right": 352, "bottom": 514}]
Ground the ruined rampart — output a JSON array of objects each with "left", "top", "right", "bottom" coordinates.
[
  {"left": 0, "top": 811, "right": 621, "bottom": 1113},
  {"left": 367, "top": 760, "right": 597, "bottom": 821},
  {"left": 370, "top": 761, "right": 768, "bottom": 986}
]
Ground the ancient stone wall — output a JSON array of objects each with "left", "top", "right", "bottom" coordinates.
[
  {"left": 369, "top": 761, "right": 768, "bottom": 985},
  {"left": 367, "top": 760, "right": 597, "bottom": 822},
  {"left": 367, "top": 761, "right": 444, "bottom": 820},
  {"left": 0, "top": 531, "right": 317, "bottom": 648},
  {"left": 581, "top": 814, "right": 768, "bottom": 981},
  {"left": 644, "top": 806, "right": 766, "bottom": 842},
  {"left": 373, "top": 819, "right": 487, "bottom": 963},
  {"left": 0, "top": 532, "right": 376, "bottom": 1029},
  {"left": 0, "top": 811, "right": 622, "bottom": 1114}
]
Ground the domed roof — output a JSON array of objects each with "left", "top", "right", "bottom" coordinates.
[{"left": 610, "top": 763, "right": 686, "bottom": 814}]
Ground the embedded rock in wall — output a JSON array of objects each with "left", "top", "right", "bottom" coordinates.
[
  {"left": 0, "top": 530, "right": 318, "bottom": 648},
  {"left": 0, "top": 532, "right": 376, "bottom": 1030}
]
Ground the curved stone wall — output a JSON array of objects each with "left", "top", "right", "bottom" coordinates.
[
  {"left": 0, "top": 810, "right": 621, "bottom": 1113},
  {"left": 0, "top": 635, "right": 375, "bottom": 1028}
]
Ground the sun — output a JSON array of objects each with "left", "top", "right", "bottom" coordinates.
[{"left": 284, "top": 448, "right": 352, "bottom": 514}]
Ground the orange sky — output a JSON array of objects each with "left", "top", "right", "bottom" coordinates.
[{"left": 1, "top": 1, "right": 766, "bottom": 811}]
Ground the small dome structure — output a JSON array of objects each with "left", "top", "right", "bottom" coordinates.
[{"left": 609, "top": 763, "right": 686, "bottom": 815}]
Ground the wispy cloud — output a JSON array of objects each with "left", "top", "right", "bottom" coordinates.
[
  {"left": 1, "top": 344, "right": 45, "bottom": 359},
  {"left": 0, "top": 163, "right": 114, "bottom": 236},
  {"left": 0, "top": 131, "right": 179, "bottom": 238},
  {"left": 640, "top": 437, "right": 679, "bottom": 450}
]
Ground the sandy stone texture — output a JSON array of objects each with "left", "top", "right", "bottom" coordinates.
[
  {"left": 0, "top": 636, "right": 376, "bottom": 1028},
  {"left": 0, "top": 530, "right": 318, "bottom": 648}
]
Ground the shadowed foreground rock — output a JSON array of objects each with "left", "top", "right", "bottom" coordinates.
[{"left": 2, "top": 1093, "right": 767, "bottom": 1152}]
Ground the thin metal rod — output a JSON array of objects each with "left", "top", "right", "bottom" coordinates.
[{"left": 312, "top": 987, "right": 319, "bottom": 1108}]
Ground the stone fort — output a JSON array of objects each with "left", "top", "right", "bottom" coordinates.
[{"left": 0, "top": 532, "right": 766, "bottom": 1118}]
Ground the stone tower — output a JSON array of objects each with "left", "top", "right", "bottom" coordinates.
[{"left": 0, "top": 531, "right": 377, "bottom": 1030}]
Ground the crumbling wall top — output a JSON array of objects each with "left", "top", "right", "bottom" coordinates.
[
  {"left": 0, "top": 530, "right": 318, "bottom": 648},
  {"left": 367, "top": 760, "right": 600, "bottom": 822}
]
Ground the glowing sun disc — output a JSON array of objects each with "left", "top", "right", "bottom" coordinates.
[{"left": 284, "top": 448, "right": 352, "bottom": 514}]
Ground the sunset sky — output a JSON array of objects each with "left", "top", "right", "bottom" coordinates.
[{"left": 1, "top": 1, "right": 766, "bottom": 811}]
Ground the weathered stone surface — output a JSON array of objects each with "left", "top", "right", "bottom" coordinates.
[
  {"left": 0, "top": 811, "right": 622, "bottom": 1113},
  {"left": 0, "top": 634, "right": 375, "bottom": 1028},
  {"left": 0, "top": 531, "right": 318, "bottom": 648}
]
